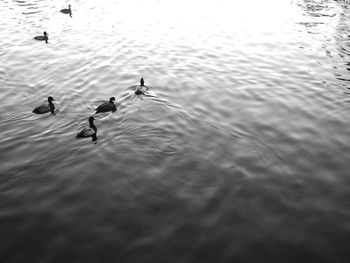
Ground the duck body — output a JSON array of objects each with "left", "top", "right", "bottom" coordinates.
[
  {"left": 33, "top": 96, "right": 55, "bottom": 114},
  {"left": 135, "top": 86, "right": 147, "bottom": 95},
  {"left": 76, "top": 117, "right": 97, "bottom": 141},
  {"left": 60, "top": 5, "right": 72, "bottom": 14},
  {"left": 135, "top": 78, "right": 147, "bottom": 95},
  {"left": 77, "top": 127, "right": 96, "bottom": 137},
  {"left": 34, "top": 31, "right": 48, "bottom": 42},
  {"left": 95, "top": 97, "right": 116, "bottom": 113}
]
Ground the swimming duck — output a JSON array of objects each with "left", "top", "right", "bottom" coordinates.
[
  {"left": 60, "top": 5, "right": 72, "bottom": 16},
  {"left": 34, "top": 31, "right": 48, "bottom": 42},
  {"left": 135, "top": 78, "right": 147, "bottom": 95},
  {"left": 33, "top": 96, "right": 55, "bottom": 114},
  {"left": 76, "top": 116, "right": 97, "bottom": 141},
  {"left": 95, "top": 97, "right": 117, "bottom": 113}
]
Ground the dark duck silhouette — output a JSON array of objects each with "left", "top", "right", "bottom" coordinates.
[
  {"left": 135, "top": 78, "right": 147, "bottom": 95},
  {"left": 60, "top": 5, "right": 72, "bottom": 16},
  {"left": 33, "top": 96, "right": 55, "bottom": 114},
  {"left": 76, "top": 116, "right": 97, "bottom": 141},
  {"left": 34, "top": 31, "right": 48, "bottom": 43},
  {"left": 95, "top": 97, "right": 116, "bottom": 114}
]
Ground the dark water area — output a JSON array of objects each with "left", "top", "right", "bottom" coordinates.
[{"left": 1, "top": 0, "right": 350, "bottom": 262}]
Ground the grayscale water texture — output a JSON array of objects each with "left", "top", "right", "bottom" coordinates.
[{"left": 0, "top": 0, "right": 350, "bottom": 262}]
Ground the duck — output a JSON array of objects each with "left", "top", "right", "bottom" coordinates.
[
  {"left": 33, "top": 96, "right": 55, "bottom": 114},
  {"left": 76, "top": 116, "right": 97, "bottom": 141},
  {"left": 95, "top": 97, "right": 117, "bottom": 113},
  {"left": 135, "top": 78, "right": 147, "bottom": 95},
  {"left": 60, "top": 5, "right": 72, "bottom": 16},
  {"left": 34, "top": 31, "right": 48, "bottom": 42}
]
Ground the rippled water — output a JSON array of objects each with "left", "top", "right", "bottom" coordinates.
[{"left": 1, "top": 0, "right": 350, "bottom": 262}]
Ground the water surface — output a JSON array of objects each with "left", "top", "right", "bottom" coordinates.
[{"left": 1, "top": 0, "right": 350, "bottom": 262}]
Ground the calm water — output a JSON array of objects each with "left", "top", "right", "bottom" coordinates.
[{"left": 1, "top": 0, "right": 350, "bottom": 262}]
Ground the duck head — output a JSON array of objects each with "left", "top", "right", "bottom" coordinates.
[
  {"left": 140, "top": 78, "right": 144, "bottom": 86},
  {"left": 43, "top": 31, "right": 48, "bottom": 37},
  {"left": 48, "top": 96, "right": 55, "bottom": 103},
  {"left": 109, "top": 97, "right": 116, "bottom": 103}
]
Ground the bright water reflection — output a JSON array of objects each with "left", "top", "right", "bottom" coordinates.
[{"left": 0, "top": 0, "right": 350, "bottom": 262}]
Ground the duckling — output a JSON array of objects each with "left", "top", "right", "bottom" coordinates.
[
  {"left": 33, "top": 96, "right": 55, "bottom": 114},
  {"left": 76, "top": 116, "right": 97, "bottom": 141},
  {"left": 95, "top": 97, "right": 117, "bottom": 114},
  {"left": 135, "top": 78, "right": 147, "bottom": 95},
  {"left": 60, "top": 5, "right": 72, "bottom": 16},
  {"left": 34, "top": 31, "right": 48, "bottom": 42}
]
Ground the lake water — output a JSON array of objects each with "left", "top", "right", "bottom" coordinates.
[{"left": 1, "top": 0, "right": 350, "bottom": 262}]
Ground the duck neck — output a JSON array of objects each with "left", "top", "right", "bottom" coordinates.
[
  {"left": 89, "top": 122, "right": 97, "bottom": 132},
  {"left": 49, "top": 102, "right": 55, "bottom": 114}
]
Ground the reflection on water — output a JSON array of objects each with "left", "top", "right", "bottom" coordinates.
[{"left": 0, "top": 0, "right": 350, "bottom": 262}]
